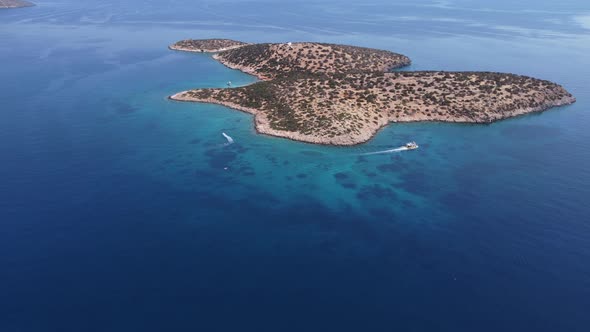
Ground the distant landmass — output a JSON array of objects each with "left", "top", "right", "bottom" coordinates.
[
  {"left": 0, "top": 0, "right": 34, "bottom": 8},
  {"left": 170, "top": 39, "right": 575, "bottom": 145}
]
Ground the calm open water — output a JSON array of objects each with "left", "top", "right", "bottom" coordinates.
[{"left": 1, "top": 1, "right": 589, "bottom": 331}]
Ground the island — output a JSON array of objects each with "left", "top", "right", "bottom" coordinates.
[
  {"left": 0, "top": 0, "right": 34, "bottom": 8},
  {"left": 169, "top": 39, "right": 576, "bottom": 145}
]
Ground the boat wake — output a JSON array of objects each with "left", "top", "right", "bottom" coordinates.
[
  {"left": 360, "top": 142, "right": 418, "bottom": 155},
  {"left": 222, "top": 132, "right": 234, "bottom": 146},
  {"left": 360, "top": 146, "right": 409, "bottom": 155}
]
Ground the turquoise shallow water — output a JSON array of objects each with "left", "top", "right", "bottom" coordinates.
[{"left": 1, "top": 1, "right": 590, "bottom": 331}]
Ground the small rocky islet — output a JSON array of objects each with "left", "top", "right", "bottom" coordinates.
[
  {"left": 169, "top": 39, "right": 575, "bottom": 145},
  {"left": 0, "top": 0, "right": 34, "bottom": 9}
]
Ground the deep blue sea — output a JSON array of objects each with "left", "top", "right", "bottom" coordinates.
[{"left": 1, "top": 1, "right": 589, "bottom": 331}]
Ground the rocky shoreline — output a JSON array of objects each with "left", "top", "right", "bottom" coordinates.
[
  {"left": 170, "top": 91, "right": 575, "bottom": 146},
  {"left": 211, "top": 54, "right": 270, "bottom": 81},
  {"left": 169, "top": 39, "right": 576, "bottom": 145}
]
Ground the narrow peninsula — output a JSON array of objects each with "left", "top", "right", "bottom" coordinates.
[
  {"left": 0, "top": 0, "right": 34, "bottom": 8},
  {"left": 170, "top": 39, "right": 250, "bottom": 53},
  {"left": 170, "top": 39, "right": 576, "bottom": 145}
]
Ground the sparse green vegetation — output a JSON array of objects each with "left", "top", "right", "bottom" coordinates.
[
  {"left": 171, "top": 39, "right": 576, "bottom": 145},
  {"left": 170, "top": 39, "right": 248, "bottom": 52}
]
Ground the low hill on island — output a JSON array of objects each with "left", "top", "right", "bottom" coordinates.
[
  {"left": 170, "top": 39, "right": 575, "bottom": 145},
  {"left": 0, "top": 0, "right": 34, "bottom": 8},
  {"left": 213, "top": 42, "right": 411, "bottom": 80}
]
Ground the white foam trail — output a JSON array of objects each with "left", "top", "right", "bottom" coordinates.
[
  {"left": 360, "top": 146, "right": 408, "bottom": 155},
  {"left": 222, "top": 132, "right": 234, "bottom": 145}
]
